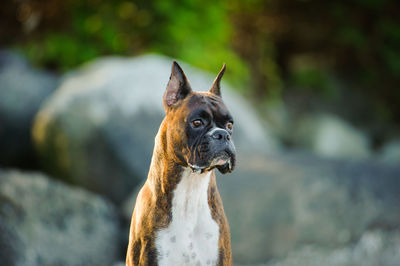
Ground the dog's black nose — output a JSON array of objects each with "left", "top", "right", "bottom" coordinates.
[{"left": 211, "top": 129, "right": 230, "bottom": 141}]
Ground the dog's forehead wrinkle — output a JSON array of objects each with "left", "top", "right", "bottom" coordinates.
[{"left": 185, "top": 94, "right": 231, "bottom": 123}]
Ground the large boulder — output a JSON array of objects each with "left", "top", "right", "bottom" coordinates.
[
  {"left": 217, "top": 153, "right": 400, "bottom": 264},
  {"left": 264, "top": 230, "right": 400, "bottom": 266},
  {"left": 294, "top": 114, "right": 370, "bottom": 159},
  {"left": 120, "top": 152, "right": 400, "bottom": 264},
  {"left": 380, "top": 138, "right": 400, "bottom": 163},
  {"left": 0, "top": 169, "right": 120, "bottom": 266},
  {"left": 0, "top": 51, "right": 59, "bottom": 168},
  {"left": 33, "top": 54, "right": 279, "bottom": 203}
]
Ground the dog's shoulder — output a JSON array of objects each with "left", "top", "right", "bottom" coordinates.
[{"left": 126, "top": 183, "right": 159, "bottom": 266}]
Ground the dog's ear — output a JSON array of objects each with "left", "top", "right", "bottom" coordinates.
[
  {"left": 163, "top": 61, "right": 192, "bottom": 112},
  {"left": 209, "top": 63, "right": 226, "bottom": 96}
]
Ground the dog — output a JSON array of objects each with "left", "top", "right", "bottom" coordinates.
[{"left": 126, "top": 61, "right": 236, "bottom": 266}]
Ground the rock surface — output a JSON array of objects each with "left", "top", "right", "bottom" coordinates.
[
  {"left": 0, "top": 169, "right": 120, "bottom": 266},
  {"left": 263, "top": 229, "right": 400, "bottom": 266},
  {"left": 33, "top": 54, "right": 278, "bottom": 203},
  {"left": 121, "top": 151, "right": 400, "bottom": 264},
  {"left": 215, "top": 152, "right": 400, "bottom": 264},
  {"left": 0, "top": 50, "right": 59, "bottom": 168},
  {"left": 295, "top": 114, "right": 370, "bottom": 159},
  {"left": 380, "top": 138, "right": 400, "bottom": 163}
]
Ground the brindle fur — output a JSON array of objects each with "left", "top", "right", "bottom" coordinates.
[{"left": 126, "top": 63, "right": 233, "bottom": 266}]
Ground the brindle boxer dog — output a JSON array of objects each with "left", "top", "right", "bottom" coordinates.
[{"left": 126, "top": 61, "right": 236, "bottom": 266}]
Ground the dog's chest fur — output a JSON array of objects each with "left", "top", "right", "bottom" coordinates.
[{"left": 155, "top": 169, "right": 220, "bottom": 266}]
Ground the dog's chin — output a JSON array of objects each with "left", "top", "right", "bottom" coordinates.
[
  {"left": 216, "top": 162, "right": 233, "bottom": 174},
  {"left": 189, "top": 152, "right": 235, "bottom": 174},
  {"left": 215, "top": 149, "right": 236, "bottom": 174}
]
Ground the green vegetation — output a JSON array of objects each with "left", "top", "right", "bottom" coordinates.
[
  {"left": 1, "top": 0, "right": 400, "bottom": 131},
  {"left": 6, "top": 0, "right": 248, "bottom": 87}
]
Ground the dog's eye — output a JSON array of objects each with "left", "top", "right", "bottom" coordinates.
[
  {"left": 191, "top": 119, "right": 204, "bottom": 128},
  {"left": 226, "top": 121, "right": 233, "bottom": 130}
]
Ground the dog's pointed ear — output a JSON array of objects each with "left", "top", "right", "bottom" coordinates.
[
  {"left": 209, "top": 63, "right": 226, "bottom": 96},
  {"left": 163, "top": 61, "right": 192, "bottom": 112}
]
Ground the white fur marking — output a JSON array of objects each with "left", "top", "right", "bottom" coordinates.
[{"left": 155, "top": 169, "right": 219, "bottom": 266}]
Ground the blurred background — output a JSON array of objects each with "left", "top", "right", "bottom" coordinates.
[{"left": 1, "top": 0, "right": 400, "bottom": 265}]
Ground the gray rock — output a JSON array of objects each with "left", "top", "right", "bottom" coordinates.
[
  {"left": 215, "top": 152, "right": 400, "bottom": 264},
  {"left": 121, "top": 151, "right": 400, "bottom": 264},
  {"left": 380, "top": 139, "right": 400, "bottom": 163},
  {"left": 295, "top": 114, "right": 370, "bottom": 159},
  {"left": 0, "top": 169, "right": 120, "bottom": 266},
  {"left": 0, "top": 50, "right": 59, "bottom": 168},
  {"left": 33, "top": 54, "right": 279, "bottom": 203},
  {"left": 262, "top": 230, "right": 400, "bottom": 266}
]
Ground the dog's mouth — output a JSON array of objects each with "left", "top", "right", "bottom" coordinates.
[
  {"left": 188, "top": 150, "right": 235, "bottom": 174},
  {"left": 214, "top": 150, "right": 235, "bottom": 174}
]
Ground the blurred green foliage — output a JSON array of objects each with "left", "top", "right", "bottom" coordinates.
[
  {"left": 2, "top": 0, "right": 248, "bottom": 87},
  {"left": 1, "top": 0, "right": 400, "bottom": 131},
  {"left": 226, "top": 0, "right": 400, "bottom": 131}
]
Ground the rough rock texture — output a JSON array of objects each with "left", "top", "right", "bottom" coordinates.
[
  {"left": 215, "top": 152, "right": 400, "bottom": 264},
  {"left": 121, "top": 151, "right": 400, "bottom": 264},
  {"left": 263, "top": 230, "right": 400, "bottom": 266},
  {"left": 33, "top": 54, "right": 279, "bottom": 203},
  {"left": 380, "top": 138, "right": 400, "bottom": 163},
  {"left": 0, "top": 50, "right": 59, "bottom": 168},
  {"left": 0, "top": 169, "right": 120, "bottom": 266},
  {"left": 295, "top": 114, "right": 370, "bottom": 159}
]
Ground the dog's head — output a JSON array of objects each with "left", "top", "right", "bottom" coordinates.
[{"left": 162, "top": 61, "right": 236, "bottom": 174}]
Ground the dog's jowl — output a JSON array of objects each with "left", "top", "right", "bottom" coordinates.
[{"left": 126, "top": 61, "right": 236, "bottom": 266}]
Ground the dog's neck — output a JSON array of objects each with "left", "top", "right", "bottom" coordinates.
[
  {"left": 149, "top": 129, "right": 219, "bottom": 265},
  {"left": 147, "top": 126, "right": 177, "bottom": 193},
  {"left": 147, "top": 124, "right": 213, "bottom": 195},
  {"left": 170, "top": 168, "right": 212, "bottom": 221}
]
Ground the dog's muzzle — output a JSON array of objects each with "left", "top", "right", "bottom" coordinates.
[{"left": 189, "top": 128, "right": 236, "bottom": 174}]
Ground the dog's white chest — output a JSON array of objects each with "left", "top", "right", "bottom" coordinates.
[{"left": 155, "top": 170, "right": 220, "bottom": 266}]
